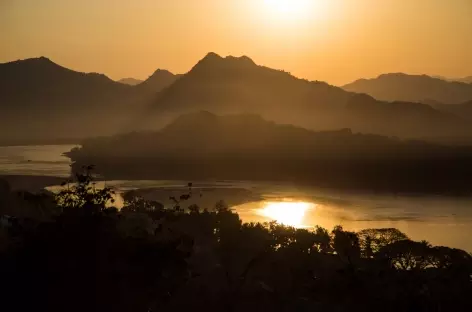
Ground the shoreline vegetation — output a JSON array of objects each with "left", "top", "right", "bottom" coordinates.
[
  {"left": 67, "top": 111, "right": 472, "bottom": 196},
  {"left": 1, "top": 168, "right": 471, "bottom": 311}
]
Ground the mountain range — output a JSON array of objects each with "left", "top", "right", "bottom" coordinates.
[
  {"left": 2, "top": 54, "right": 472, "bottom": 145},
  {"left": 0, "top": 57, "right": 179, "bottom": 144},
  {"left": 141, "top": 53, "right": 470, "bottom": 138}
]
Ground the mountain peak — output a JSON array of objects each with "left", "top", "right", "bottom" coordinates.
[
  {"left": 377, "top": 72, "right": 407, "bottom": 79},
  {"left": 142, "top": 68, "right": 177, "bottom": 84},
  {"left": 0, "top": 56, "right": 57, "bottom": 68},
  {"left": 225, "top": 55, "right": 256, "bottom": 66},
  {"left": 191, "top": 52, "right": 223, "bottom": 68},
  {"left": 37, "top": 56, "right": 52, "bottom": 62},
  {"left": 188, "top": 53, "right": 259, "bottom": 77},
  {"left": 196, "top": 53, "right": 256, "bottom": 66},
  {"left": 29, "top": 56, "right": 59, "bottom": 66},
  {"left": 149, "top": 68, "right": 174, "bottom": 77},
  {"left": 378, "top": 73, "right": 420, "bottom": 79},
  {"left": 202, "top": 52, "right": 223, "bottom": 61},
  {"left": 21, "top": 56, "right": 54, "bottom": 65},
  {"left": 377, "top": 73, "right": 436, "bottom": 81},
  {"left": 24, "top": 56, "right": 53, "bottom": 63},
  {"left": 135, "top": 68, "right": 179, "bottom": 92}
]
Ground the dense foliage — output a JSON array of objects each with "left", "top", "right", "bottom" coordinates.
[{"left": 0, "top": 170, "right": 471, "bottom": 312}]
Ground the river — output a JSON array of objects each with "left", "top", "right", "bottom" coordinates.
[{"left": 1, "top": 144, "right": 472, "bottom": 252}]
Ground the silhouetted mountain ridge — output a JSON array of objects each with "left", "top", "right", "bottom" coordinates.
[
  {"left": 1, "top": 56, "right": 122, "bottom": 88},
  {"left": 140, "top": 53, "right": 470, "bottom": 139},
  {"left": 2, "top": 54, "right": 472, "bottom": 144},
  {"left": 343, "top": 73, "right": 472, "bottom": 104},
  {"left": 0, "top": 56, "right": 151, "bottom": 143},
  {"left": 147, "top": 53, "right": 354, "bottom": 128}
]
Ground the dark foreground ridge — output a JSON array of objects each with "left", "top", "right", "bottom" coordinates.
[
  {"left": 68, "top": 112, "right": 472, "bottom": 195},
  {"left": 1, "top": 170, "right": 471, "bottom": 312}
]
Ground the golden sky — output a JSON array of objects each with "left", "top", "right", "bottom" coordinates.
[{"left": 1, "top": 0, "right": 471, "bottom": 85}]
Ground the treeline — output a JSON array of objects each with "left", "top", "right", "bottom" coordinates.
[{"left": 0, "top": 169, "right": 471, "bottom": 311}]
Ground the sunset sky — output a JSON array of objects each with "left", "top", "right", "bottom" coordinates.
[{"left": 1, "top": 0, "right": 471, "bottom": 85}]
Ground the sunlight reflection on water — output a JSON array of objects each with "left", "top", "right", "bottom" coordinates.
[
  {"left": 0, "top": 145, "right": 76, "bottom": 177},
  {"left": 257, "top": 201, "right": 315, "bottom": 227}
]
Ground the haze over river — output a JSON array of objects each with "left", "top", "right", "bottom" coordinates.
[{"left": 1, "top": 144, "right": 472, "bottom": 252}]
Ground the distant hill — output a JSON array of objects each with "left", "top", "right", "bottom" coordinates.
[
  {"left": 344, "top": 93, "right": 466, "bottom": 138},
  {"left": 68, "top": 111, "right": 472, "bottom": 194},
  {"left": 0, "top": 57, "right": 153, "bottom": 143},
  {"left": 457, "top": 76, "right": 472, "bottom": 84},
  {"left": 118, "top": 78, "right": 143, "bottom": 86},
  {"left": 72, "top": 111, "right": 413, "bottom": 161},
  {"left": 433, "top": 100, "right": 472, "bottom": 122},
  {"left": 433, "top": 75, "right": 472, "bottom": 84},
  {"left": 118, "top": 70, "right": 179, "bottom": 91},
  {"left": 342, "top": 73, "right": 472, "bottom": 104},
  {"left": 138, "top": 53, "right": 469, "bottom": 138},
  {"left": 418, "top": 100, "right": 472, "bottom": 145}
]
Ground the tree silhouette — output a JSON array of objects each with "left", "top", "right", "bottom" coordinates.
[
  {"left": 55, "top": 165, "right": 115, "bottom": 211},
  {"left": 358, "top": 228, "right": 409, "bottom": 255},
  {"left": 1, "top": 176, "right": 472, "bottom": 311},
  {"left": 332, "top": 225, "right": 361, "bottom": 265}
]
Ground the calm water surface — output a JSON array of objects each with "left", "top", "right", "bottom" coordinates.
[
  {"left": 0, "top": 145, "right": 76, "bottom": 177},
  {"left": 1, "top": 144, "right": 472, "bottom": 251}
]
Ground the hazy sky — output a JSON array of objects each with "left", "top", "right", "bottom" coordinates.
[{"left": 1, "top": 0, "right": 471, "bottom": 85}]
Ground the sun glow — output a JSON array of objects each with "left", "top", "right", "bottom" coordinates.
[
  {"left": 259, "top": 201, "right": 314, "bottom": 227},
  {"left": 261, "top": 0, "right": 322, "bottom": 23},
  {"left": 265, "top": 0, "right": 310, "bottom": 17}
]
